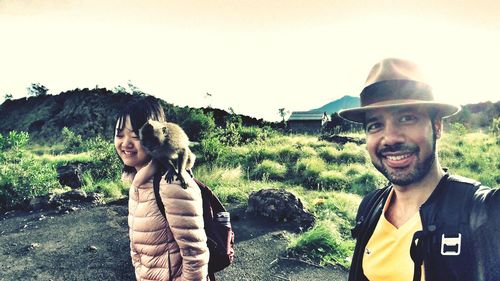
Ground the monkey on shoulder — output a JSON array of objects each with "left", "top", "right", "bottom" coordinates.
[{"left": 139, "top": 120, "right": 196, "bottom": 188}]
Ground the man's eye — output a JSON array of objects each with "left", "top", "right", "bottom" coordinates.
[
  {"left": 400, "top": 115, "right": 418, "bottom": 123},
  {"left": 366, "top": 123, "right": 382, "bottom": 132}
]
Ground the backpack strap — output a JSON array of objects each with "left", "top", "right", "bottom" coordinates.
[
  {"left": 410, "top": 174, "right": 480, "bottom": 281},
  {"left": 153, "top": 172, "right": 166, "bottom": 218}
]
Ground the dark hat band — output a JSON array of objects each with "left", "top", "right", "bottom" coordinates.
[{"left": 360, "top": 80, "right": 434, "bottom": 107}]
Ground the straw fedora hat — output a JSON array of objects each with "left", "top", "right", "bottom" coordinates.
[{"left": 338, "top": 58, "right": 460, "bottom": 123}]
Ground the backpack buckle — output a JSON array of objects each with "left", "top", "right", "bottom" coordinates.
[{"left": 440, "top": 233, "right": 461, "bottom": 256}]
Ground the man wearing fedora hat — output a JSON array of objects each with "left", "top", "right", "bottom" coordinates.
[{"left": 340, "top": 58, "right": 499, "bottom": 281}]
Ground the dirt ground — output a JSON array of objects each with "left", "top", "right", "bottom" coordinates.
[{"left": 0, "top": 200, "right": 348, "bottom": 281}]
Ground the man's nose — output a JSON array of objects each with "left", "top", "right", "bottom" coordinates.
[{"left": 381, "top": 122, "right": 405, "bottom": 146}]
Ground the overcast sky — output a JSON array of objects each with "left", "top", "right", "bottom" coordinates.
[{"left": 1, "top": 0, "right": 499, "bottom": 121}]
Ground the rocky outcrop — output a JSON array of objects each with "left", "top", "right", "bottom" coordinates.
[
  {"left": 27, "top": 190, "right": 104, "bottom": 212},
  {"left": 246, "top": 189, "right": 315, "bottom": 231},
  {"left": 57, "top": 164, "right": 85, "bottom": 188},
  {"left": 319, "top": 134, "right": 365, "bottom": 145}
]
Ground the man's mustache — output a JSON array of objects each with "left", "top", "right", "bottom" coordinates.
[{"left": 377, "top": 143, "right": 419, "bottom": 156}]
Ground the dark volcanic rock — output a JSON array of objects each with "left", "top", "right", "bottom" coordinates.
[{"left": 246, "top": 189, "right": 315, "bottom": 231}]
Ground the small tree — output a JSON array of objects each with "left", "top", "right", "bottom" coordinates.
[
  {"left": 491, "top": 117, "right": 500, "bottom": 137},
  {"left": 278, "top": 108, "right": 290, "bottom": 124},
  {"left": 3, "top": 93, "right": 13, "bottom": 101},
  {"left": 27, "top": 83, "right": 48, "bottom": 97},
  {"left": 127, "top": 80, "right": 146, "bottom": 96}
]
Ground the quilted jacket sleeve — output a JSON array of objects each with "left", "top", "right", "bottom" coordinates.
[
  {"left": 128, "top": 183, "right": 142, "bottom": 280},
  {"left": 160, "top": 173, "right": 209, "bottom": 281}
]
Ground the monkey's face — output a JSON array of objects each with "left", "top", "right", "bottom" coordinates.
[{"left": 139, "top": 120, "right": 164, "bottom": 153}]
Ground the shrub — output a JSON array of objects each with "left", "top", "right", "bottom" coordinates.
[
  {"left": 287, "top": 220, "right": 354, "bottom": 268},
  {"left": 294, "top": 158, "right": 327, "bottom": 188},
  {"left": 180, "top": 110, "right": 216, "bottom": 141},
  {"left": 238, "top": 126, "right": 275, "bottom": 144},
  {"left": 199, "top": 135, "right": 227, "bottom": 163},
  {"left": 83, "top": 136, "right": 122, "bottom": 181},
  {"left": 318, "top": 147, "right": 340, "bottom": 163},
  {"left": 350, "top": 171, "right": 386, "bottom": 195},
  {"left": 0, "top": 132, "right": 60, "bottom": 210},
  {"left": 0, "top": 131, "right": 29, "bottom": 151},
  {"left": 61, "top": 127, "right": 84, "bottom": 153},
  {"left": 491, "top": 117, "right": 500, "bottom": 136},
  {"left": 277, "top": 146, "right": 303, "bottom": 163},
  {"left": 318, "top": 170, "right": 350, "bottom": 190},
  {"left": 319, "top": 144, "right": 366, "bottom": 164},
  {"left": 337, "top": 150, "right": 366, "bottom": 164},
  {"left": 344, "top": 164, "right": 366, "bottom": 176},
  {"left": 219, "top": 123, "right": 242, "bottom": 146},
  {"left": 450, "top": 123, "right": 468, "bottom": 135},
  {"left": 251, "top": 160, "right": 287, "bottom": 181}
]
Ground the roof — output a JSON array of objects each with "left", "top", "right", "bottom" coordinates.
[{"left": 288, "top": 111, "right": 326, "bottom": 121}]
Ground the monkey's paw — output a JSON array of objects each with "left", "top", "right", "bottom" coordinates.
[
  {"left": 177, "top": 175, "right": 188, "bottom": 189},
  {"left": 165, "top": 170, "right": 176, "bottom": 184}
]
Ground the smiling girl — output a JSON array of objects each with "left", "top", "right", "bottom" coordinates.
[{"left": 115, "top": 96, "right": 209, "bottom": 281}]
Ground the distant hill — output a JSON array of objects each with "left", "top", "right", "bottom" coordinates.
[
  {"left": 309, "top": 95, "right": 360, "bottom": 115},
  {"left": 0, "top": 89, "right": 274, "bottom": 144}
]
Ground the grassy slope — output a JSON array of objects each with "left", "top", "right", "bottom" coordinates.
[{"left": 6, "top": 128, "right": 499, "bottom": 268}]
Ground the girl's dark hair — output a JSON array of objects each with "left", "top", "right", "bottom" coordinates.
[{"left": 115, "top": 96, "right": 166, "bottom": 174}]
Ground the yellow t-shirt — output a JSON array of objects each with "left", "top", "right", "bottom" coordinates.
[{"left": 362, "top": 190, "right": 425, "bottom": 281}]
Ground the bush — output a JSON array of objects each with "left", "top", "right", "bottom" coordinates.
[
  {"left": 83, "top": 136, "right": 122, "bottom": 181},
  {"left": 491, "top": 117, "right": 500, "bottom": 136},
  {"left": 239, "top": 126, "right": 275, "bottom": 144},
  {"left": 336, "top": 150, "right": 367, "bottom": 164},
  {"left": 179, "top": 110, "right": 216, "bottom": 141},
  {"left": 276, "top": 146, "right": 302, "bottom": 163},
  {"left": 450, "top": 123, "right": 468, "bottom": 135},
  {"left": 199, "top": 135, "right": 227, "bottom": 163},
  {"left": 287, "top": 220, "right": 354, "bottom": 268},
  {"left": 61, "top": 127, "right": 84, "bottom": 153},
  {"left": 251, "top": 160, "right": 287, "bottom": 181},
  {"left": 294, "top": 158, "right": 327, "bottom": 188},
  {"left": 319, "top": 144, "right": 366, "bottom": 164},
  {"left": 350, "top": 171, "right": 386, "bottom": 195},
  {"left": 0, "top": 131, "right": 29, "bottom": 151},
  {"left": 0, "top": 132, "right": 60, "bottom": 210},
  {"left": 318, "top": 147, "right": 340, "bottom": 163},
  {"left": 344, "top": 164, "right": 366, "bottom": 176},
  {"left": 318, "top": 171, "right": 350, "bottom": 190},
  {"left": 219, "top": 123, "right": 242, "bottom": 146}
]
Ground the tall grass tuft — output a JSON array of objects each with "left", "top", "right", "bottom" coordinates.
[
  {"left": 294, "top": 157, "right": 327, "bottom": 188},
  {"left": 287, "top": 220, "right": 354, "bottom": 268},
  {"left": 251, "top": 160, "right": 287, "bottom": 181},
  {"left": 318, "top": 170, "right": 350, "bottom": 190}
]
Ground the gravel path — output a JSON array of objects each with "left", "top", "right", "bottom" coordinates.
[{"left": 0, "top": 201, "right": 348, "bottom": 281}]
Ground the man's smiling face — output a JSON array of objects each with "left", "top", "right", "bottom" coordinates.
[{"left": 364, "top": 106, "right": 441, "bottom": 186}]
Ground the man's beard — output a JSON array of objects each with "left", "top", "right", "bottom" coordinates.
[{"left": 372, "top": 131, "right": 437, "bottom": 186}]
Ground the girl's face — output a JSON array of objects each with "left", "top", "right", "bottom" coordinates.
[{"left": 114, "top": 115, "right": 150, "bottom": 170}]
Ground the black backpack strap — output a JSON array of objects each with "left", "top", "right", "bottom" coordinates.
[
  {"left": 410, "top": 227, "right": 436, "bottom": 281},
  {"left": 153, "top": 172, "right": 166, "bottom": 218},
  {"left": 410, "top": 174, "right": 479, "bottom": 281},
  {"left": 351, "top": 185, "right": 391, "bottom": 238}
]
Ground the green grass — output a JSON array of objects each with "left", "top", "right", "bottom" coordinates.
[
  {"left": 34, "top": 151, "right": 93, "bottom": 165},
  {"left": 80, "top": 171, "right": 129, "bottom": 200},
  {"left": 3, "top": 128, "right": 497, "bottom": 269},
  {"left": 439, "top": 131, "right": 500, "bottom": 186}
]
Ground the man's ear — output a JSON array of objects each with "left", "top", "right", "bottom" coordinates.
[{"left": 434, "top": 117, "right": 443, "bottom": 139}]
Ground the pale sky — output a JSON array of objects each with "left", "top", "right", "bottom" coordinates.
[{"left": 1, "top": 0, "right": 499, "bottom": 121}]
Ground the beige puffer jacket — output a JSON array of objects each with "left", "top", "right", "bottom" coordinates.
[{"left": 128, "top": 174, "right": 209, "bottom": 281}]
